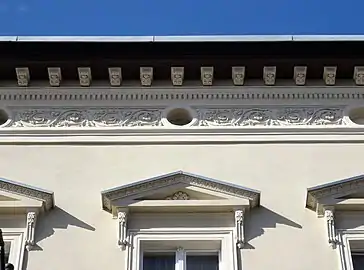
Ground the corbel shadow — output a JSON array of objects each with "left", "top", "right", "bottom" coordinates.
[
  {"left": 244, "top": 206, "right": 302, "bottom": 249},
  {"left": 22, "top": 207, "right": 95, "bottom": 270},
  {"left": 34, "top": 206, "right": 95, "bottom": 249}
]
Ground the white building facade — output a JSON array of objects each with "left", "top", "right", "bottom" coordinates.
[{"left": 0, "top": 36, "right": 364, "bottom": 270}]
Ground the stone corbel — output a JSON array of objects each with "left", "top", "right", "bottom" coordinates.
[
  {"left": 235, "top": 209, "right": 245, "bottom": 249},
  {"left": 324, "top": 207, "right": 338, "bottom": 248},
  {"left": 25, "top": 211, "right": 37, "bottom": 251},
  {"left": 117, "top": 209, "right": 128, "bottom": 249}
]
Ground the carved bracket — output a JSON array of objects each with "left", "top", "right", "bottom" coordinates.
[
  {"left": 25, "top": 212, "right": 37, "bottom": 251},
  {"left": 235, "top": 209, "right": 245, "bottom": 249},
  {"left": 324, "top": 207, "right": 338, "bottom": 248},
  {"left": 117, "top": 210, "right": 128, "bottom": 249}
]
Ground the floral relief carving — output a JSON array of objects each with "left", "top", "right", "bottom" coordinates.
[
  {"left": 197, "top": 107, "right": 344, "bottom": 126},
  {"left": 5, "top": 106, "right": 344, "bottom": 128},
  {"left": 9, "top": 108, "right": 163, "bottom": 128},
  {"left": 165, "top": 191, "right": 190, "bottom": 200}
]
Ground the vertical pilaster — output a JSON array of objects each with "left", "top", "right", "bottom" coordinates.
[
  {"left": 324, "top": 207, "right": 337, "bottom": 248},
  {"left": 25, "top": 212, "right": 37, "bottom": 251},
  {"left": 235, "top": 209, "right": 245, "bottom": 249},
  {"left": 117, "top": 210, "right": 128, "bottom": 249}
]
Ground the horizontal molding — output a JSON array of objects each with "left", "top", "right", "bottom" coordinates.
[
  {"left": 0, "top": 87, "right": 364, "bottom": 104},
  {"left": 1, "top": 129, "right": 364, "bottom": 144}
]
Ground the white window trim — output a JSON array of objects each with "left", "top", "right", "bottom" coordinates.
[
  {"left": 126, "top": 229, "right": 237, "bottom": 270},
  {"left": 1, "top": 229, "right": 26, "bottom": 270},
  {"left": 337, "top": 230, "right": 364, "bottom": 270}
]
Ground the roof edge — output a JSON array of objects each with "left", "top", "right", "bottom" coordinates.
[
  {"left": 2, "top": 35, "right": 364, "bottom": 43},
  {"left": 307, "top": 174, "right": 364, "bottom": 192},
  {"left": 0, "top": 177, "right": 55, "bottom": 211},
  {"left": 0, "top": 177, "right": 54, "bottom": 195},
  {"left": 101, "top": 170, "right": 261, "bottom": 196}
]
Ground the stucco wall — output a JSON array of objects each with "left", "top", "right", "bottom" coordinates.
[{"left": 0, "top": 143, "right": 361, "bottom": 270}]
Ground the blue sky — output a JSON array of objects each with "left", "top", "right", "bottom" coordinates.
[{"left": 0, "top": 0, "right": 363, "bottom": 36}]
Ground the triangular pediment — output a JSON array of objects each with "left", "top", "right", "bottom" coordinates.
[
  {"left": 0, "top": 194, "right": 18, "bottom": 201},
  {"left": 0, "top": 177, "right": 54, "bottom": 213},
  {"left": 306, "top": 174, "right": 364, "bottom": 215},
  {"left": 101, "top": 171, "right": 260, "bottom": 215},
  {"left": 0, "top": 190, "right": 42, "bottom": 207}
]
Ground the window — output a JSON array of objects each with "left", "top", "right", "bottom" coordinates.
[
  {"left": 142, "top": 251, "right": 219, "bottom": 270},
  {"left": 351, "top": 252, "right": 364, "bottom": 270},
  {"left": 143, "top": 253, "right": 175, "bottom": 270},
  {"left": 0, "top": 241, "right": 11, "bottom": 265},
  {"left": 338, "top": 231, "right": 364, "bottom": 270},
  {"left": 0, "top": 232, "right": 25, "bottom": 270},
  {"left": 128, "top": 230, "right": 237, "bottom": 270},
  {"left": 186, "top": 253, "right": 219, "bottom": 270}
]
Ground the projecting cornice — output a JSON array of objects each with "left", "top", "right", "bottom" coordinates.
[
  {"left": 0, "top": 88, "right": 363, "bottom": 142},
  {"left": 101, "top": 170, "right": 260, "bottom": 214},
  {"left": 0, "top": 177, "right": 54, "bottom": 211},
  {"left": 0, "top": 87, "right": 364, "bottom": 103},
  {"left": 101, "top": 170, "right": 260, "bottom": 249},
  {"left": 0, "top": 177, "right": 55, "bottom": 250},
  {"left": 306, "top": 174, "right": 364, "bottom": 248},
  {"left": 306, "top": 174, "right": 364, "bottom": 216}
]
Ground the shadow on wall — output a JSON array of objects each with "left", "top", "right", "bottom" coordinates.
[
  {"left": 244, "top": 206, "right": 302, "bottom": 249},
  {"left": 22, "top": 207, "right": 95, "bottom": 270},
  {"left": 34, "top": 206, "right": 95, "bottom": 250}
]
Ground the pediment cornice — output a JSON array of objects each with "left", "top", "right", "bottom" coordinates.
[
  {"left": 0, "top": 177, "right": 54, "bottom": 211},
  {"left": 306, "top": 174, "right": 364, "bottom": 215},
  {"left": 0, "top": 177, "right": 55, "bottom": 250},
  {"left": 306, "top": 174, "right": 364, "bottom": 249},
  {"left": 101, "top": 171, "right": 261, "bottom": 214}
]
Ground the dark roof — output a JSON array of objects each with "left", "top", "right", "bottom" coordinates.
[{"left": 1, "top": 35, "right": 364, "bottom": 81}]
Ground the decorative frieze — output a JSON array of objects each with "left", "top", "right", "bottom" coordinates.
[
  {"left": 197, "top": 107, "right": 344, "bottom": 126},
  {"left": 9, "top": 108, "right": 163, "bottom": 128},
  {"left": 4, "top": 106, "right": 345, "bottom": 128}
]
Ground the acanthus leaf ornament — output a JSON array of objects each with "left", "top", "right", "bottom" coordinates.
[
  {"left": 324, "top": 207, "right": 338, "bottom": 248},
  {"left": 5, "top": 106, "right": 344, "bottom": 128},
  {"left": 235, "top": 209, "right": 245, "bottom": 248},
  {"left": 10, "top": 108, "right": 163, "bottom": 128},
  {"left": 165, "top": 191, "right": 190, "bottom": 200},
  {"left": 197, "top": 107, "right": 344, "bottom": 127},
  {"left": 117, "top": 210, "right": 128, "bottom": 249},
  {"left": 25, "top": 211, "right": 37, "bottom": 251}
]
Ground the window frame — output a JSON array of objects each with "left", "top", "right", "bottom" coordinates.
[
  {"left": 127, "top": 229, "right": 237, "bottom": 270},
  {"left": 141, "top": 249, "right": 221, "bottom": 270},
  {"left": 0, "top": 229, "right": 25, "bottom": 270}
]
